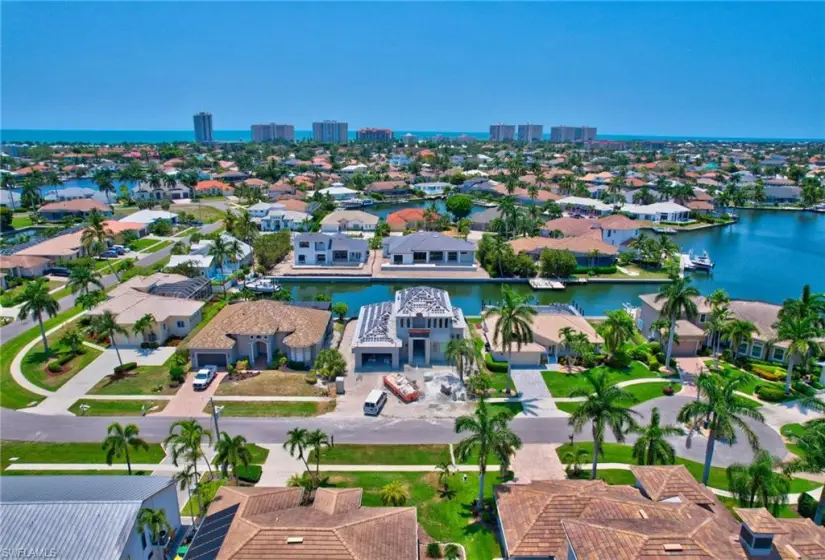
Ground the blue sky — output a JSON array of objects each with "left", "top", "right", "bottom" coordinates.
[{"left": 2, "top": 2, "right": 824, "bottom": 138}]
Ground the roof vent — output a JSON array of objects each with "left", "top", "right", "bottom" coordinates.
[
  {"left": 638, "top": 509, "right": 649, "bottom": 519},
  {"left": 663, "top": 544, "right": 683, "bottom": 552},
  {"left": 287, "top": 537, "right": 304, "bottom": 544}
]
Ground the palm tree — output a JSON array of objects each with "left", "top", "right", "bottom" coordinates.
[
  {"left": 92, "top": 310, "right": 127, "bottom": 366},
  {"left": 1, "top": 173, "right": 16, "bottom": 212},
  {"left": 706, "top": 288, "right": 731, "bottom": 313},
  {"left": 59, "top": 328, "right": 85, "bottom": 356},
  {"left": 559, "top": 327, "right": 590, "bottom": 373},
  {"left": 234, "top": 209, "right": 259, "bottom": 244},
  {"left": 102, "top": 422, "right": 148, "bottom": 475},
  {"left": 562, "top": 446, "right": 590, "bottom": 478},
  {"left": 631, "top": 407, "right": 685, "bottom": 465},
  {"left": 81, "top": 209, "right": 119, "bottom": 280},
  {"left": 784, "top": 421, "right": 825, "bottom": 524},
  {"left": 380, "top": 481, "right": 409, "bottom": 506},
  {"left": 722, "top": 319, "right": 757, "bottom": 361},
  {"left": 283, "top": 427, "right": 312, "bottom": 481},
  {"left": 91, "top": 168, "right": 115, "bottom": 205},
  {"left": 776, "top": 314, "right": 823, "bottom": 394},
  {"left": 727, "top": 450, "right": 790, "bottom": 515},
  {"left": 455, "top": 399, "right": 522, "bottom": 508},
  {"left": 136, "top": 508, "right": 172, "bottom": 554},
  {"left": 166, "top": 419, "right": 214, "bottom": 479},
  {"left": 17, "top": 279, "right": 59, "bottom": 353},
  {"left": 677, "top": 374, "right": 765, "bottom": 485},
  {"left": 655, "top": 277, "right": 700, "bottom": 369},
  {"left": 213, "top": 431, "right": 252, "bottom": 485},
  {"left": 67, "top": 264, "right": 103, "bottom": 296},
  {"left": 132, "top": 313, "right": 157, "bottom": 344},
  {"left": 445, "top": 338, "right": 480, "bottom": 383},
  {"left": 600, "top": 309, "right": 636, "bottom": 357},
  {"left": 568, "top": 371, "right": 640, "bottom": 479},
  {"left": 705, "top": 306, "right": 731, "bottom": 368},
  {"left": 481, "top": 286, "right": 536, "bottom": 394},
  {"left": 173, "top": 462, "right": 199, "bottom": 525},
  {"left": 305, "top": 429, "right": 330, "bottom": 484},
  {"left": 779, "top": 284, "right": 825, "bottom": 329}
]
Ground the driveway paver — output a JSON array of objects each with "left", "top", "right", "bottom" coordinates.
[
  {"left": 511, "top": 443, "right": 566, "bottom": 483},
  {"left": 154, "top": 371, "right": 227, "bottom": 417}
]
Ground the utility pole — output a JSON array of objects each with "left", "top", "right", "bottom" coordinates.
[{"left": 210, "top": 397, "right": 224, "bottom": 448}]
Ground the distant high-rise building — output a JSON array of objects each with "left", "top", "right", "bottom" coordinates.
[
  {"left": 550, "top": 125, "right": 597, "bottom": 143},
  {"left": 312, "top": 120, "right": 348, "bottom": 144},
  {"left": 489, "top": 124, "right": 516, "bottom": 142},
  {"left": 193, "top": 112, "right": 214, "bottom": 143},
  {"left": 356, "top": 128, "right": 393, "bottom": 141},
  {"left": 402, "top": 133, "right": 417, "bottom": 145},
  {"left": 517, "top": 123, "right": 543, "bottom": 143},
  {"left": 251, "top": 123, "right": 295, "bottom": 142}
]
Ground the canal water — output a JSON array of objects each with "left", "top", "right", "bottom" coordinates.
[
  {"left": 285, "top": 210, "right": 825, "bottom": 316},
  {"left": 365, "top": 199, "right": 488, "bottom": 220}
]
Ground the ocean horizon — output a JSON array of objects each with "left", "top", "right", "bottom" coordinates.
[{"left": 1, "top": 129, "right": 822, "bottom": 145}]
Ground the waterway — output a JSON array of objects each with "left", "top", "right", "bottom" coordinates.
[
  {"left": 365, "top": 199, "right": 487, "bottom": 220},
  {"left": 284, "top": 210, "right": 825, "bottom": 316}
]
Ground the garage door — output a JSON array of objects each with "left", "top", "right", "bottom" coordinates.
[
  {"left": 195, "top": 353, "right": 228, "bottom": 367},
  {"left": 361, "top": 353, "right": 394, "bottom": 368}
]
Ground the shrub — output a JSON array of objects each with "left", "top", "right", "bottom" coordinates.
[
  {"left": 721, "top": 348, "right": 735, "bottom": 362},
  {"left": 236, "top": 465, "right": 262, "bottom": 484},
  {"left": 140, "top": 341, "right": 159, "bottom": 350},
  {"left": 484, "top": 353, "right": 509, "bottom": 374},
  {"left": 647, "top": 341, "right": 662, "bottom": 354},
  {"left": 733, "top": 355, "right": 752, "bottom": 370},
  {"left": 607, "top": 349, "right": 631, "bottom": 369},
  {"left": 444, "top": 544, "right": 460, "bottom": 560},
  {"left": 647, "top": 356, "right": 660, "bottom": 371},
  {"left": 629, "top": 347, "right": 650, "bottom": 362},
  {"left": 305, "top": 372, "right": 318, "bottom": 385},
  {"left": 426, "top": 543, "right": 442, "bottom": 558},
  {"left": 174, "top": 348, "right": 190, "bottom": 365},
  {"left": 114, "top": 362, "right": 138, "bottom": 374},
  {"left": 235, "top": 359, "right": 249, "bottom": 371},
  {"left": 756, "top": 385, "right": 786, "bottom": 402},
  {"left": 287, "top": 360, "right": 310, "bottom": 371},
  {"left": 798, "top": 492, "right": 817, "bottom": 520},
  {"left": 169, "top": 366, "right": 185, "bottom": 385},
  {"left": 752, "top": 365, "right": 784, "bottom": 382},
  {"left": 57, "top": 353, "right": 76, "bottom": 366},
  {"left": 47, "top": 362, "right": 63, "bottom": 373},
  {"left": 793, "top": 380, "right": 816, "bottom": 397},
  {"left": 663, "top": 384, "right": 674, "bottom": 396}
]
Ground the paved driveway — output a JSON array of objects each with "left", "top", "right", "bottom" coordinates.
[
  {"left": 510, "top": 368, "right": 567, "bottom": 418},
  {"left": 154, "top": 371, "right": 227, "bottom": 418}
]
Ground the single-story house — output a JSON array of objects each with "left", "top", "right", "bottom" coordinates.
[
  {"left": 293, "top": 232, "right": 368, "bottom": 266},
  {"left": 558, "top": 197, "right": 691, "bottom": 222},
  {"left": 15, "top": 231, "right": 87, "bottom": 261},
  {"left": 0, "top": 190, "right": 21, "bottom": 208},
  {"left": 122, "top": 209, "right": 178, "bottom": 225},
  {"left": 509, "top": 235, "right": 618, "bottom": 267},
  {"left": 0, "top": 255, "right": 51, "bottom": 278},
  {"left": 413, "top": 181, "right": 450, "bottom": 196},
  {"left": 764, "top": 186, "right": 802, "bottom": 204},
  {"left": 318, "top": 185, "right": 359, "bottom": 201},
  {"left": 470, "top": 207, "right": 502, "bottom": 231},
  {"left": 37, "top": 199, "right": 111, "bottom": 222},
  {"left": 320, "top": 210, "right": 379, "bottom": 232},
  {"left": 195, "top": 180, "right": 233, "bottom": 196},
  {"left": 340, "top": 163, "right": 369, "bottom": 176},
  {"left": 387, "top": 208, "right": 430, "bottom": 231},
  {"left": 0, "top": 476, "right": 182, "bottom": 560},
  {"left": 366, "top": 180, "right": 412, "bottom": 197},
  {"left": 216, "top": 170, "right": 249, "bottom": 183},
  {"left": 382, "top": 232, "right": 476, "bottom": 268},
  {"left": 43, "top": 186, "right": 97, "bottom": 202},
  {"left": 188, "top": 300, "right": 332, "bottom": 368}
]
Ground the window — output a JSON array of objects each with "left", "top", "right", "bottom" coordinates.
[
  {"left": 298, "top": 254, "right": 306, "bottom": 263},
  {"left": 699, "top": 314, "right": 706, "bottom": 323},
  {"left": 177, "top": 321, "right": 185, "bottom": 328},
  {"left": 737, "top": 342, "right": 748, "bottom": 355},
  {"left": 299, "top": 241, "right": 309, "bottom": 248},
  {"left": 750, "top": 344, "right": 763, "bottom": 359},
  {"left": 753, "top": 536, "right": 773, "bottom": 550},
  {"left": 772, "top": 347, "right": 785, "bottom": 362},
  {"left": 447, "top": 251, "right": 458, "bottom": 262},
  {"left": 317, "top": 254, "right": 326, "bottom": 263}
]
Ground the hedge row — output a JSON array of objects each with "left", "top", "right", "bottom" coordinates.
[
  {"left": 484, "top": 353, "right": 509, "bottom": 374},
  {"left": 114, "top": 362, "right": 138, "bottom": 374},
  {"left": 236, "top": 465, "right": 262, "bottom": 484}
]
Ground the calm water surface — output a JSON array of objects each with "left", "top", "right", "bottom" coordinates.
[
  {"left": 366, "top": 199, "right": 487, "bottom": 220},
  {"left": 287, "top": 210, "right": 825, "bottom": 316}
]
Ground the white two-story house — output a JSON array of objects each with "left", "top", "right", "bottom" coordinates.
[
  {"left": 293, "top": 232, "right": 369, "bottom": 266},
  {"left": 248, "top": 202, "right": 311, "bottom": 232}
]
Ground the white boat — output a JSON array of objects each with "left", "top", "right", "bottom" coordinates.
[
  {"left": 653, "top": 227, "right": 677, "bottom": 234},
  {"left": 683, "top": 250, "right": 714, "bottom": 271}
]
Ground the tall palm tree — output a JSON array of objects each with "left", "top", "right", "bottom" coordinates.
[
  {"left": 600, "top": 309, "right": 636, "bottom": 357},
  {"left": 677, "top": 374, "right": 765, "bottom": 485},
  {"left": 102, "top": 422, "right": 148, "bottom": 475},
  {"left": 568, "top": 371, "right": 640, "bottom": 479},
  {"left": 17, "top": 279, "right": 59, "bottom": 353},
  {"left": 705, "top": 288, "right": 731, "bottom": 313},
  {"left": 283, "top": 427, "right": 312, "bottom": 481},
  {"left": 305, "top": 429, "right": 330, "bottom": 484},
  {"left": 775, "top": 314, "right": 823, "bottom": 394},
  {"left": 727, "top": 450, "right": 790, "bottom": 515},
  {"left": 173, "top": 463, "right": 199, "bottom": 525},
  {"left": 455, "top": 399, "right": 522, "bottom": 508},
  {"left": 164, "top": 419, "right": 213, "bottom": 482},
  {"left": 132, "top": 313, "right": 157, "bottom": 344},
  {"left": 93, "top": 310, "right": 127, "bottom": 366},
  {"left": 722, "top": 319, "right": 757, "bottom": 360},
  {"left": 779, "top": 284, "right": 825, "bottom": 329},
  {"left": 136, "top": 508, "right": 172, "bottom": 553},
  {"left": 234, "top": 209, "right": 259, "bottom": 244},
  {"left": 655, "top": 277, "right": 700, "bottom": 369},
  {"left": 67, "top": 264, "right": 103, "bottom": 296},
  {"left": 91, "top": 168, "right": 115, "bottom": 205},
  {"left": 1, "top": 173, "right": 16, "bottom": 212},
  {"left": 81, "top": 209, "right": 119, "bottom": 280},
  {"left": 445, "top": 338, "right": 480, "bottom": 383},
  {"left": 213, "top": 431, "right": 252, "bottom": 485},
  {"left": 784, "top": 421, "right": 825, "bottom": 524},
  {"left": 208, "top": 235, "right": 242, "bottom": 288},
  {"left": 631, "top": 407, "right": 685, "bottom": 465},
  {"left": 705, "top": 306, "right": 731, "bottom": 368},
  {"left": 481, "top": 286, "right": 536, "bottom": 394}
]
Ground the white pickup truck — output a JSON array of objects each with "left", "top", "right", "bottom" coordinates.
[{"left": 192, "top": 365, "right": 218, "bottom": 391}]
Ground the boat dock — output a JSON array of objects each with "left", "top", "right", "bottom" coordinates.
[{"left": 529, "top": 278, "right": 565, "bottom": 290}]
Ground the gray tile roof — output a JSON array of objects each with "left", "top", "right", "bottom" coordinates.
[
  {"left": 383, "top": 232, "right": 476, "bottom": 254},
  {"left": 0, "top": 475, "right": 174, "bottom": 503},
  {"left": 471, "top": 207, "right": 502, "bottom": 225}
]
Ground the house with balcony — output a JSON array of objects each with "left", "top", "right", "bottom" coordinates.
[
  {"left": 167, "top": 233, "right": 252, "bottom": 280},
  {"left": 133, "top": 180, "right": 192, "bottom": 201},
  {"left": 351, "top": 286, "right": 468, "bottom": 369},
  {"left": 382, "top": 232, "right": 476, "bottom": 269},
  {"left": 248, "top": 202, "right": 311, "bottom": 232},
  {"left": 293, "top": 232, "right": 368, "bottom": 266}
]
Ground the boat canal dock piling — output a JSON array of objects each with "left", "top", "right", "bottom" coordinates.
[{"left": 529, "top": 278, "right": 565, "bottom": 290}]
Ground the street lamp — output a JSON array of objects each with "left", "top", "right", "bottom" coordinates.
[{"left": 210, "top": 398, "right": 224, "bottom": 447}]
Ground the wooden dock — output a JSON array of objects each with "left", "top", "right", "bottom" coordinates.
[{"left": 529, "top": 278, "right": 565, "bottom": 290}]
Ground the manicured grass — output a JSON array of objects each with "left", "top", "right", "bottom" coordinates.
[
  {"left": 68, "top": 399, "right": 168, "bottom": 416},
  {"left": 556, "top": 401, "right": 581, "bottom": 414},
  {"left": 308, "top": 444, "right": 451, "bottom": 465},
  {"left": 128, "top": 238, "right": 163, "bottom": 251},
  {"left": 93, "top": 258, "right": 123, "bottom": 271},
  {"left": 0, "top": 306, "right": 86, "bottom": 409},
  {"left": 555, "top": 442, "right": 821, "bottom": 493},
  {"left": 542, "top": 361, "right": 661, "bottom": 398},
  {"left": 49, "top": 286, "right": 73, "bottom": 300},
  {"left": 209, "top": 401, "right": 336, "bottom": 417},
  {"left": 0, "top": 441, "right": 165, "bottom": 469},
  {"left": 782, "top": 423, "right": 809, "bottom": 457},
  {"left": 706, "top": 360, "right": 794, "bottom": 402},
  {"left": 90, "top": 363, "right": 179, "bottom": 396},
  {"left": 174, "top": 227, "right": 196, "bottom": 238},
  {"left": 142, "top": 240, "right": 172, "bottom": 254},
  {"left": 181, "top": 475, "right": 226, "bottom": 517},
  {"left": 11, "top": 214, "right": 33, "bottom": 228},
  {"left": 568, "top": 469, "right": 638, "bottom": 485},
  {"left": 20, "top": 328, "right": 103, "bottom": 390},
  {"left": 487, "top": 402, "right": 524, "bottom": 416},
  {"left": 719, "top": 495, "right": 801, "bottom": 519},
  {"left": 324, "top": 470, "right": 507, "bottom": 560},
  {"left": 215, "top": 371, "right": 327, "bottom": 397},
  {"left": 247, "top": 444, "right": 270, "bottom": 464},
  {"left": 554, "top": 382, "right": 682, "bottom": 415},
  {"left": 1, "top": 280, "right": 62, "bottom": 307},
  {"left": 2, "top": 469, "right": 150, "bottom": 476},
  {"left": 171, "top": 205, "right": 225, "bottom": 224}
]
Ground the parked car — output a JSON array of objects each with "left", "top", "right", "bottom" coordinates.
[
  {"left": 43, "top": 267, "right": 71, "bottom": 277},
  {"left": 363, "top": 389, "right": 388, "bottom": 416},
  {"left": 111, "top": 245, "right": 130, "bottom": 255},
  {"left": 192, "top": 366, "right": 218, "bottom": 391},
  {"left": 100, "top": 249, "right": 119, "bottom": 258}
]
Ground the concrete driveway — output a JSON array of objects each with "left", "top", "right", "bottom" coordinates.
[{"left": 154, "top": 371, "right": 227, "bottom": 418}]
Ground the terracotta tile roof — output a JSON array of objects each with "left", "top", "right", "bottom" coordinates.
[
  {"left": 277, "top": 199, "right": 308, "bottom": 212},
  {"left": 0, "top": 255, "right": 50, "bottom": 270},
  {"left": 387, "top": 208, "right": 427, "bottom": 227},
  {"left": 103, "top": 220, "right": 146, "bottom": 234},
  {"left": 367, "top": 180, "right": 409, "bottom": 193},
  {"left": 243, "top": 178, "right": 270, "bottom": 187},
  {"left": 597, "top": 214, "right": 639, "bottom": 231},
  {"left": 542, "top": 217, "right": 596, "bottom": 237},
  {"left": 687, "top": 200, "right": 715, "bottom": 211},
  {"left": 39, "top": 199, "right": 110, "bottom": 213},
  {"left": 187, "top": 301, "right": 331, "bottom": 350},
  {"left": 639, "top": 293, "right": 713, "bottom": 315},
  {"left": 205, "top": 486, "right": 418, "bottom": 559},
  {"left": 630, "top": 465, "right": 716, "bottom": 504},
  {"left": 509, "top": 236, "right": 618, "bottom": 256},
  {"left": 15, "top": 231, "right": 84, "bottom": 258},
  {"left": 196, "top": 180, "right": 232, "bottom": 192}
]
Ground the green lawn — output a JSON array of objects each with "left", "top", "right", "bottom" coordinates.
[
  {"left": 20, "top": 328, "right": 103, "bottom": 391},
  {"left": 181, "top": 476, "right": 226, "bottom": 517},
  {"left": 90, "top": 361, "right": 179, "bottom": 396},
  {"left": 555, "top": 442, "right": 820, "bottom": 494},
  {"left": 174, "top": 227, "right": 196, "bottom": 238},
  {"left": 247, "top": 444, "right": 270, "bottom": 464},
  {"left": 781, "top": 423, "right": 809, "bottom": 457},
  {"left": 568, "top": 469, "right": 638, "bottom": 485},
  {"left": 128, "top": 238, "right": 163, "bottom": 251},
  {"left": 308, "top": 444, "right": 451, "bottom": 465},
  {"left": 11, "top": 214, "right": 33, "bottom": 228},
  {"left": 554, "top": 382, "right": 682, "bottom": 415},
  {"left": 49, "top": 286, "right": 73, "bottom": 300},
  {"left": 68, "top": 399, "right": 168, "bottom": 416},
  {"left": 142, "top": 240, "right": 172, "bottom": 254},
  {"left": 1, "top": 280, "right": 62, "bottom": 307},
  {"left": 542, "top": 362, "right": 662, "bottom": 398},
  {"left": 0, "top": 306, "right": 86, "bottom": 409},
  {"left": 718, "top": 495, "right": 800, "bottom": 519},
  {"left": 487, "top": 402, "right": 524, "bottom": 417},
  {"left": 171, "top": 205, "right": 225, "bottom": 224},
  {"left": 209, "top": 401, "right": 336, "bottom": 417},
  {"left": 325, "top": 470, "right": 507, "bottom": 560},
  {"left": 706, "top": 360, "right": 794, "bottom": 401},
  {"left": 0, "top": 441, "right": 165, "bottom": 470}
]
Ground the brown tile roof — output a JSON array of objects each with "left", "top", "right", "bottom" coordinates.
[
  {"left": 509, "top": 236, "right": 618, "bottom": 256},
  {"left": 630, "top": 465, "right": 716, "bottom": 504},
  {"left": 597, "top": 214, "right": 639, "bottom": 231},
  {"left": 387, "top": 208, "right": 428, "bottom": 227},
  {"left": 187, "top": 301, "right": 331, "bottom": 350},
  {"left": 196, "top": 179, "right": 232, "bottom": 192},
  {"left": 542, "top": 217, "right": 596, "bottom": 237},
  {"left": 39, "top": 199, "right": 110, "bottom": 213},
  {"left": 639, "top": 293, "right": 713, "bottom": 315},
  {"left": 15, "top": 231, "right": 84, "bottom": 258},
  {"left": 735, "top": 507, "right": 788, "bottom": 534},
  {"left": 687, "top": 200, "right": 715, "bottom": 211},
  {"left": 277, "top": 199, "right": 308, "bottom": 212},
  {"left": 206, "top": 486, "right": 418, "bottom": 559},
  {"left": 774, "top": 518, "right": 825, "bottom": 559},
  {"left": 0, "top": 255, "right": 50, "bottom": 270}
]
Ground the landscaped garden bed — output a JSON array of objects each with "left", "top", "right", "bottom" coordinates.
[
  {"left": 542, "top": 361, "right": 665, "bottom": 398},
  {"left": 20, "top": 328, "right": 103, "bottom": 390}
]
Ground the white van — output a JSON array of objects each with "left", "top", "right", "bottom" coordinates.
[{"left": 363, "top": 389, "right": 388, "bottom": 416}]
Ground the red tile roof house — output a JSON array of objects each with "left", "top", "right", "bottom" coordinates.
[
  {"left": 0, "top": 255, "right": 51, "bottom": 278},
  {"left": 387, "top": 208, "right": 430, "bottom": 232},
  {"left": 366, "top": 180, "right": 413, "bottom": 198},
  {"left": 195, "top": 180, "right": 233, "bottom": 197},
  {"left": 37, "top": 199, "right": 111, "bottom": 222}
]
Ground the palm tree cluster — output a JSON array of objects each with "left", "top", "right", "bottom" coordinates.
[
  {"left": 481, "top": 286, "right": 536, "bottom": 394},
  {"left": 773, "top": 285, "right": 825, "bottom": 394},
  {"left": 283, "top": 427, "right": 331, "bottom": 497}
]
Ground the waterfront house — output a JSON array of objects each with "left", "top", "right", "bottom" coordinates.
[
  {"left": 471, "top": 207, "right": 502, "bottom": 231},
  {"left": 366, "top": 180, "right": 412, "bottom": 198},
  {"left": 266, "top": 181, "right": 296, "bottom": 199},
  {"left": 216, "top": 170, "right": 249, "bottom": 183},
  {"left": 459, "top": 177, "right": 499, "bottom": 196},
  {"left": 351, "top": 285, "right": 468, "bottom": 369},
  {"left": 42, "top": 186, "right": 97, "bottom": 202},
  {"left": 318, "top": 185, "right": 359, "bottom": 201},
  {"left": 0, "top": 476, "right": 182, "bottom": 560},
  {"left": 558, "top": 197, "right": 691, "bottom": 222},
  {"left": 764, "top": 186, "right": 802, "bottom": 204},
  {"left": 133, "top": 180, "right": 191, "bottom": 201},
  {"left": 413, "top": 181, "right": 450, "bottom": 196},
  {"left": 509, "top": 235, "right": 618, "bottom": 267},
  {"left": 248, "top": 202, "right": 311, "bottom": 232},
  {"left": 387, "top": 207, "right": 430, "bottom": 231},
  {"left": 188, "top": 300, "right": 331, "bottom": 368},
  {"left": 195, "top": 179, "right": 233, "bottom": 197},
  {"left": 37, "top": 199, "right": 111, "bottom": 222},
  {"left": 168, "top": 233, "right": 252, "bottom": 280},
  {"left": 320, "top": 209, "right": 379, "bottom": 232},
  {"left": 292, "top": 232, "right": 368, "bottom": 266},
  {"left": 382, "top": 232, "right": 476, "bottom": 268},
  {"left": 541, "top": 214, "right": 639, "bottom": 248}
]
